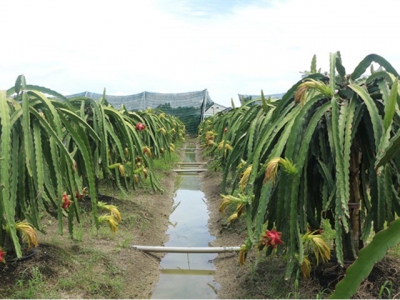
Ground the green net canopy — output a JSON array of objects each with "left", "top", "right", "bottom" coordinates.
[{"left": 66, "top": 89, "right": 214, "bottom": 134}]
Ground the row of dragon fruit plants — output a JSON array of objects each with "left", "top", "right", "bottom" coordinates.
[
  {"left": 199, "top": 52, "right": 400, "bottom": 298},
  {"left": 0, "top": 75, "right": 186, "bottom": 263}
]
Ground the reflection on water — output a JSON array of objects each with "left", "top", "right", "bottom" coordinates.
[
  {"left": 151, "top": 172, "right": 219, "bottom": 299},
  {"left": 184, "top": 152, "right": 196, "bottom": 162},
  {"left": 152, "top": 274, "right": 218, "bottom": 299},
  {"left": 176, "top": 175, "right": 201, "bottom": 191},
  {"left": 161, "top": 269, "right": 215, "bottom": 275}
]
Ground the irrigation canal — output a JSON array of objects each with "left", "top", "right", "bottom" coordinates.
[{"left": 150, "top": 143, "right": 220, "bottom": 299}]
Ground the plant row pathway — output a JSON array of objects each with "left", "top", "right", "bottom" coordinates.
[{"left": 150, "top": 140, "right": 220, "bottom": 298}]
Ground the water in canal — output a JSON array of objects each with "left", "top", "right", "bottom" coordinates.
[{"left": 151, "top": 150, "right": 219, "bottom": 299}]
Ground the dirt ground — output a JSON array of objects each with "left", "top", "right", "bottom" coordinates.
[
  {"left": 200, "top": 169, "right": 249, "bottom": 298},
  {"left": 1, "top": 141, "right": 400, "bottom": 298}
]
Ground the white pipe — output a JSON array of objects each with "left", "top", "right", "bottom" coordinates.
[{"left": 132, "top": 245, "right": 241, "bottom": 253}]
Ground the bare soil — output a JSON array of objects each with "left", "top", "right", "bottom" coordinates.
[{"left": 1, "top": 142, "right": 400, "bottom": 299}]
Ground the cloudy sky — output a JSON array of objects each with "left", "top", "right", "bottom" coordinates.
[{"left": 2, "top": 0, "right": 399, "bottom": 107}]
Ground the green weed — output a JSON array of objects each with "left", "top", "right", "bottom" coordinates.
[
  {"left": 316, "top": 288, "right": 331, "bottom": 299},
  {"left": 378, "top": 280, "right": 393, "bottom": 299},
  {"left": 12, "top": 267, "right": 46, "bottom": 299},
  {"left": 73, "top": 224, "right": 84, "bottom": 242},
  {"left": 56, "top": 248, "right": 123, "bottom": 298},
  {"left": 118, "top": 237, "right": 133, "bottom": 249}
]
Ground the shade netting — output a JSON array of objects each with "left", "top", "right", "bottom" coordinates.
[{"left": 66, "top": 89, "right": 214, "bottom": 134}]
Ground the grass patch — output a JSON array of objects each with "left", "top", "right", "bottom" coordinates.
[
  {"left": 55, "top": 248, "right": 123, "bottom": 298},
  {"left": 6, "top": 246, "right": 124, "bottom": 299},
  {"left": 12, "top": 267, "right": 49, "bottom": 299},
  {"left": 152, "top": 151, "right": 181, "bottom": 172}
]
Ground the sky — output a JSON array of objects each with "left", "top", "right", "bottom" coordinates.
[{"left": 2, "top": 0, "right": 400, "bottom": 107}]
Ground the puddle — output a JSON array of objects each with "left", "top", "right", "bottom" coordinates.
[
  {"left": 151, "top": 149, "right": 219, "bottom": 299},
  {"left": 183, "top": 152, "right": 196, "bottom": 163}
]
